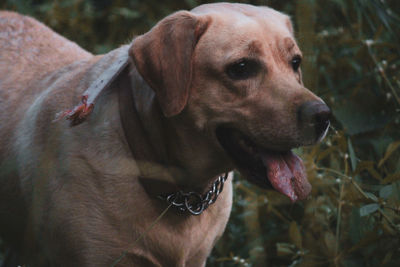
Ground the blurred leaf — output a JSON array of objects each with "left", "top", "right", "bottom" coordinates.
[
  {"left": 379, "top": 185, "right": 393, "bottom": 199},
  {"left": 359, "top": 203, "right": 379, "bottom": 216},
  {"left": 316, "top": 146, "right": 336, "bottom": 162},
  {"left": 378, "top": 141, "right": 400, "bottom": 168},
  {"left": 349, "top": 207, "right": 362, "bottom": 244},
  {"left": 324, "top": 232, "right": 336, "bottom": 257},
  {"left": 289, "top": 221, "right": 302, "bottom": 249},
  {"left": 369, "top": 136, "right": 393, "bottom": 159},
  {"left": 382, "top": 251, "right": 393, "bottom": 266},
  {"left": 348, "top": 231, "right": 381, "bottom": 253},
  {"left": 364, "top": 192, "right": 378, "bottom": 202},
  {"left": 276, "top": 243, "right": 295, "bottom": 257},
  {"left": 348, "top": 138, "right": 357, "bottom": 171},
  {"left": 333, "top": 102, "right": 394, "bottom": 135},
  {"left": 184, "top": 0, "right": 198, "bottom": 8},
  {"left": 354, "top": 161, "right": 382, "bottom": 181},
  {"left": 113, "top": 7, "right": 141, "bottom": 19},
  {"left": 381, "top": 219, "right": 397, "bottom": 236},
  {"left": 382, "top": 172, "right": 400, "bottom": 184}
]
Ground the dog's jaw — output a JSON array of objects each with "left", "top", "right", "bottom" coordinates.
[{"left": 215, "top": 126, "right": 311, "bottom": 201}]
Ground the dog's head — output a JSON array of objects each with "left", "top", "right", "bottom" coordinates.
[{"left": 129, "top": 3, "right": 330, "bottom": 201}]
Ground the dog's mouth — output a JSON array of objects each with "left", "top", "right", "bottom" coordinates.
[{"left": 216, "top": 126, "right": 311, "bottom": 202}]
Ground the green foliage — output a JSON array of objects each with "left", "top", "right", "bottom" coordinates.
[{"left": 1, "top": 0, "right": 399, "bottom": 266}]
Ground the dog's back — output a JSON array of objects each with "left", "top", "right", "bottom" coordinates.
[
  {"left": 0, "top": 11, "right": 91, "bottom": 253},
  {"left": 0, "top": 11, "right": 91, "bottom": 101}
]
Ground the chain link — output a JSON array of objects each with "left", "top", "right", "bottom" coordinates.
[{"left": 158, "top": 173, "right": 229, "bottom": 216}]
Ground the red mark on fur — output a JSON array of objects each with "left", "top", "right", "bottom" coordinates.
[{"left": 53, "top": 95, "right": 94, "bottom": 126}]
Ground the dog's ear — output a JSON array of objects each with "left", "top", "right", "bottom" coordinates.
[{"left": 130, "top": 11, "right": 209, "bottom": 117}]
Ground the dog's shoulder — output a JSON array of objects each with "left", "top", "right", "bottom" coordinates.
[{"left": 0, "top": 11, "right": 93, "bottom": 126}]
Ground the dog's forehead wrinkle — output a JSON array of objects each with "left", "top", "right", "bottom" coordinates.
[
  {"left": 220, "top": 39, "right": 263, "bottom": 63},
  {"left": 284, "top": 37, "right": 295, "bottom": 50},
  {"left": 282, "top": 37, "right": 301, "bottom": 57},
  {"left": 247, "top": 40, "right": 263, "bottom": 56}
]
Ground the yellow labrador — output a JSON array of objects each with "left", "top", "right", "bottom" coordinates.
[{"left": 0, "top": 3, "right": 330, "bottom": 266}]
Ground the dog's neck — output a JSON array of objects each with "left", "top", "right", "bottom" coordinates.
[
  {"left": 126, "top": 65, "right": 169, "bottom": 163},
  {"left": 120, "top": 64, "right": 231, "bottom": 192}
]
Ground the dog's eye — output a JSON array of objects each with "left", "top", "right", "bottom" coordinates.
[
  {"left": 291, "top": 55, "right": 302, "bottom": 71},
  {"left": 226, "top": 59, "right": 260, "bottom": 80}
]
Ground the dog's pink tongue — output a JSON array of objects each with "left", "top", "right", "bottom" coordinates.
[{"left": 261, "top": 151, "right": 311, "bottom": 202}]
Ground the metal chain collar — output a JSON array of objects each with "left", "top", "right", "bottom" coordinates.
[{"left": 158, "top": 173, "right": 229, "bottom": 216}]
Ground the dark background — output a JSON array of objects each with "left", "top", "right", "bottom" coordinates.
[{"left": 1, "top": 0, "right": 400, "bottom": 266}]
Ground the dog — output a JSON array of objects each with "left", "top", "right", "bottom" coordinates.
[{"left": 0, "top": 3, "right": 330, "bottom": 266}]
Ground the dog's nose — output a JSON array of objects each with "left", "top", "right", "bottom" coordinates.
[{"left": 298, "top": 101, "right": 331, "bottom": 141}]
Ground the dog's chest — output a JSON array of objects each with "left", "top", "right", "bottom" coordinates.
[{"left": 126, "top": 181, "right": 233, "bottom": 266}]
